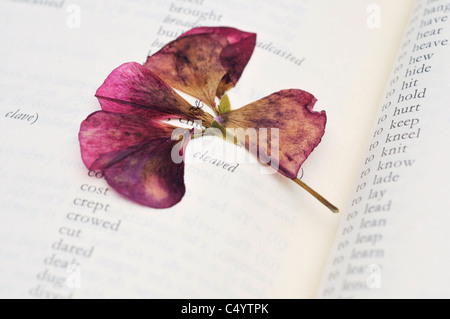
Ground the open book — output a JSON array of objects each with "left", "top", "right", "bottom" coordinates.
[{"left": 1, "top": 0, "right": 449, "bottom": 299}]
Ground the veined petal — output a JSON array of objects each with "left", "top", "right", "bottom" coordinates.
[
  {"left": 103, "top": 137, "right": 188, "bottom": 209},
  {"left": 95, "top": 62, "right": 196, "bottom": 120},
  {"left": 221, "top": 90, "right": 327, "bottom": 179},
  {"left": 145, "top": 27, "right": 256, "bottom": 109},
  {"left": 179, "top": 27, "right": 257, "bottom": 97},
  {"left": 79, "top": 111, "right": 176, "bottom": 169}
]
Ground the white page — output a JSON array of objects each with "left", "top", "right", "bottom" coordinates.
[
  {"left": 318, "top": 0, "right": 450, "bottom": 298},
  {"left": 0, "top": 0, "right": 412, "bottom": 298}
]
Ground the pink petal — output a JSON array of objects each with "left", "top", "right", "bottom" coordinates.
[
  {"left": 221, "top": 90, "right": 327, "bottom": 179},
  {"left": 103, "top": 138, "right": 187, "bottom": 209},
  {"left": 145, "top": 27, "right": 256, "bottom": 108},
  {"left": 79, "top": 111, "right": 176, "bottom": 169},
  {"left": 95, "top": 62, "right": 196, "bottom": 120}
]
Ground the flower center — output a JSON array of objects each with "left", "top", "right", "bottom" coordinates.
[{"left": 213, "top": 115, "right": 225, "bottom": 124}]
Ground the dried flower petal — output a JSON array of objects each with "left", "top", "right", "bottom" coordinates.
[
  {"left": 102, "top": 138, "right": 187, "bottom": 209},
  {"left": 221, "top": 90, "right": 327, "bottom": 179},
  {"left": 145, "top": 27, "right": 256, "bottom": 109},
  {"left": 79, "top": 111, "right": 176, "bottom": 169},
  {"left": 95, "top": 62, "right": 196, "bottom": 120},
  {"left": 79, "top": 111, "right": 188, "bottom": 208},
  {"left": 180, "top": 27, "right": 257, "bottom": 98}
]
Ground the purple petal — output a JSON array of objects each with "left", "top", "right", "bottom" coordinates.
[
  {"left": 221, "top": 90, "right": 327, "bottom": 179},
  {"left": 95, "top": 62, "right": 195, "bottom": 120},
  {"left": 103, "top": 137, "right": 187, "bottom": 209},
  {"left": 79, "top": 111, "right": 176, "bottom": 169}
]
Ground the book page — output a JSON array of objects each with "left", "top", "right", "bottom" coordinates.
[
  {"left": 0, "top": 0, "right": 412, "bottom": 298},
  {"left": 318, "top": 0, "right": 450, "bottom": 298}
]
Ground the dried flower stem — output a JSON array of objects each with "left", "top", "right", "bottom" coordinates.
[{"left": 292, "top": 178, "right": 339, "bottom": 214}]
